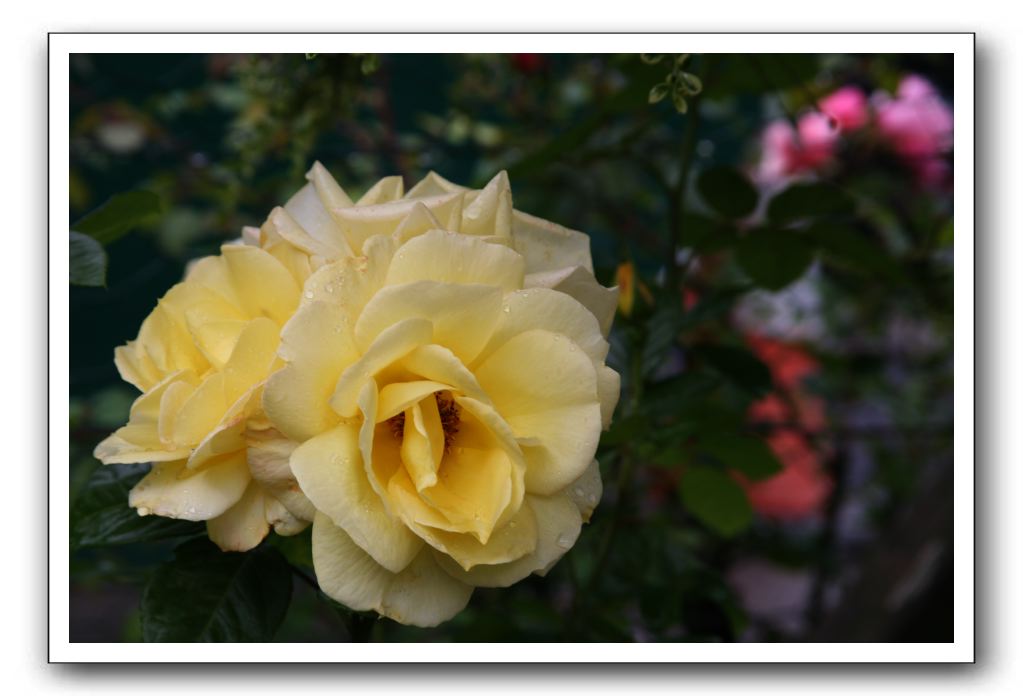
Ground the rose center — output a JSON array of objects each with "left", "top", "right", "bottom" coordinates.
[{"left": 387, "top": 392, "right": 460, "bottom": 452}]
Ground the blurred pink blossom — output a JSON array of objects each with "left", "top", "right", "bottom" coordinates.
[
  {"left": 758, "top": 112, "right": 839, "bottom": 182},
  {"left": 875, "top": 75, "right": 953, "bottom": 181},
  {"left": 744, "top": 430, "right": 833, "bottom": 520},
  {"left": 818, "top": 86, "right": 869, "bottom": 131},
  {"left": 740, "top": 336, "right": 833, "bottom": 520}
]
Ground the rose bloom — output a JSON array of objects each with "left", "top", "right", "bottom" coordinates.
[
  {"left": 93, "top": 241, "right": 316, "bottom": 551},
  {"left": 257, "top": 167, "right": 619, "bottom": 626},
  {"left": 875, "top": 75, "right": 953, "bottom": 185},
  {"left": 818, "top": 86, "right": 869, "bottom": 132},
  {"left": 757, "top": 111, "right": 839, "bottom": 183}
]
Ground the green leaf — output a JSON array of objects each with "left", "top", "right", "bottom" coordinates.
[
  {"left": 690, "top": 344, "right": 771, "bottom": 396},
  {"left": 69, "top": 232, "right": 107, "bottom": 287},
  {"left": 73, "top": 190, "right": 164, "bottom": 246},
  {"left": 686, "top": 214, "right": 739, "bottom": 253},
  {"left": 679, "top": 465, "right": 753, "bottom": 537},
  {"left": 766, "top": 183, "right": 854, "bottom": 225},
  {"left": 735, "top": 229, "right": 814, "bottom": 290},
  {"left": 679, "top": 71, "right": 703, "bottom": 94},
  {"left": 671, "top": 89, "right": 689, "bottom": 114},
  {"left": 806, "top": 222, "right": 904, "bottom": 283},
  {"left": 645, "top": 370, "right": 721, "bottom": 415},
  {"left": 141, "top": 538, "right": 292, "bottom": 642},
  {"left": 697, "top": 167, "right": 758, "bottom": 220},
  {"left": 648, "top": 82, "right": 670, "bottom": 104},
  {"left": 700, "top": 433, "right": 782, "bottom": 481},
  {"left": 642, "top": 299, "right": 684, "bottom": 378},
  {"left": 70, "top": 464, "right": 203, "bottom": 550}
]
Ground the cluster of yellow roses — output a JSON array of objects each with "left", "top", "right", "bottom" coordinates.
[{"left": 95, "top": 165, "right": 620, "bottom": 627}]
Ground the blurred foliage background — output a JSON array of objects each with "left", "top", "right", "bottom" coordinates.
[{"left": 69, "top": 53, "right": 954, "bottom": 643}]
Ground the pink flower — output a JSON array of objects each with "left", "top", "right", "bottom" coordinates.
[
  {"left": 740, "top": 335, "right": 833, "bottom": 520},
  {"left": 818, "top": 86, "right": 869, "bottom": 132},
  {"left": 876, "top": 75, "right": 953, "bottom": 161},
  {"left": 744, "top": 430, "right": 832, "bottom": 520},
  {"left": 757, "top": 112, "right": 839, "bottom": 182}
]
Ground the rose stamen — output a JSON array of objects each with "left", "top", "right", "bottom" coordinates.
[{"left": 387, "top": 392, "right": 460, "bottom": 453}]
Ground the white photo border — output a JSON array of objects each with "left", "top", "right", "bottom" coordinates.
[{"left": 49, "top": 32, "right": 975, "bottom": 663}]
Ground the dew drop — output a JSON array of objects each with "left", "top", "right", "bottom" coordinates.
[
  {"left": 509, "top": 521, "right": 517, "bottom": 528},
  {"left": 304, "top": 291, "right": 314, "bottom": 299},
  {"left": 573, "top": 487, "right": 584, "bottom": 497},
  {"left": 587, "top": 493, "right": 598, "bottom": 504},
  {"left": 136, "top": 506, "right": 151, "bottom": 516},
  {"left": 502, "top": 305, "right": 511, "bottom": 313},
  {"left": 556, "top": 534, "right": 572, "bottom": 549}
]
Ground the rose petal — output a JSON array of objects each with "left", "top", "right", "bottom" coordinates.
[
  {"left": 354, "top": 280, "right": 502, "bottom": 365},
  {"left": 128, "top": 452, "right": 250, "bottom": 521},
  {"left": 435, "top": 492, "right": 581, "bottom": 587},
  {"left": 474, "top": 329, "right": 601, "bottom": 495},
  {"left": 291, "top": 424, "right": 423, "bottom": 574},
  {"left": 385, "top": 229, "right": 524, "bottom": 292},
  {"left": 511, "top": 208, "right": 594, "bottom": 274},
  {"left": 206, "top": 480, "right": 270, "bottom": 552},
  {"left": 525, "top": 266, "right": 618, "bottom": 337},
  {"left": 330, "top": 318, "right": 433, "bottom": 418},
  {"left": 312, "top": 512, "right": 472, "bottom": 627}
]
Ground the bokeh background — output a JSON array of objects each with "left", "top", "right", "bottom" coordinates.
[{"left": 69, "top": 53, "right": 955, "bottom": 642}]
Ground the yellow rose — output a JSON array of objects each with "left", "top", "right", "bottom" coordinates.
[
  {"left": 94, "top": 244, "right": 316, "bottom": 551},
  {"left": 261, "top": 168, "right": 620, "bottom": 626}
]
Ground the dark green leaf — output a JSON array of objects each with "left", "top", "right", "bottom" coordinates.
[
  {"left": 700, "top": 433, "right": 782, "bottom": 481},
  {"left": 690, "top": 344, "right": 771, "bottom": 396},
  {"left": 735, "top": 229, "right": 814, "bottom": 290},
  {"left": 69, "top": 231, "right": 107, "bottom": 287},
  {"left": 73, "top": 190, "right": 164, "bottom": 246},
  {"left": 70, "top": 464, "right": 203, "bottom": 549},
  {"left": 767, "top": 183, "right": 854, "bottom": 225},
  {"left": 697, "top": 167, "right": 758, "bottom": 219},
  {"left": 806, "top": 222, "right": 904, "bottom": 283},
  {"left": 142, "top": 538, "right": 292, "bottom": 642},
  {"left": 685, "top": 214, "right": 740, "bottom": 253},
  {"left": 645, "top": 370, "right": 721, "bottom": 417},
  {"left": 642, "top": 299, "right": 684, "bottom": 378},
  {"left": 679, "top": 465, "right": 753, "bottom": 537}
]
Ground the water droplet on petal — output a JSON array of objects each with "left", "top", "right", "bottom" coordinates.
[
  {"left": 502, "top": 305, "right": 510, "bottom": 313},
  {"left": 556, "top": 534, "right": 572, "bottom": 549},
  {"left": 573, "top": 487, "right": 584, "bottom": 497},
  {"left": 304, "top": 291, "right": 314, "bottom": 299},
  {"left": 136, "top": 506, "right": 151, "bottom": 516}
]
